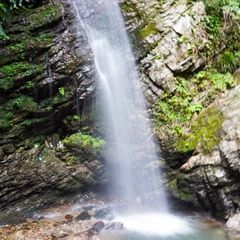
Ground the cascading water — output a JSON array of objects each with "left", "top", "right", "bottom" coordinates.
[
  {"left": 70, "top": 0, "right": 193, "bottom": 237},
  {"left": 71, "top": 0, "right": 167, "bottom": 213}
]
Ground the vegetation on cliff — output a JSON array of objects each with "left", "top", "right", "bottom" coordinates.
[{"left": 153, "top": 0, "right": 240, "bottom": 154}]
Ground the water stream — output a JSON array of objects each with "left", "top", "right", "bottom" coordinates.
[
  {"left": 70, "top": 0, "right": 229, "bottom": 239},
  {"left": 72, "top": 0, "right": 167, "bottom": 214}
]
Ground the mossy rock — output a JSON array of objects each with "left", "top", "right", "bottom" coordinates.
[
  {"left": 176, "top": 106, "right": 223, "bottom": 154},
  {"left": 7, "top": 3, "right": 62, "bottom": 34},
  {"left": 167, "top": 177, "right": 194, "bottom": 202},
  {"left": 138, "top": 22, "right": 158, "bottom": 39},
  {"left": 0, "top": 95, "right": 40, "bottom": 130},
  {"left": 7, "top": 33, "right": 53, "bottom": 55},
  {"left": 63, "top": 133, "right": 105, "bottom": 154},
  {"left": 0, "top": 62, "right": 43, "bottom": 90},
  {"left": 26, "top": 3, "right": 62, "bottom": 31}
]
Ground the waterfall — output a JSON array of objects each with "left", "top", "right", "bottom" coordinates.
[{"left": 70, "top": 0, "right": 168, "bottom": 213}]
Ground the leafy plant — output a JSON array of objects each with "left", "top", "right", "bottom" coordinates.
[
  {"left": 153, "top": 69, "right": 235, "bottom": 137},
  {"left": 0, "top": 0, "right": 36, "bottom": 40},
  {"left": 63, "top": 133, "right": 105, "bottom": 153},
  {"left": 58, "top": 87, "right": 65, "bottom": 96},
  {"left": 216, "top": 50, "right": 240, "bottom": 73}
]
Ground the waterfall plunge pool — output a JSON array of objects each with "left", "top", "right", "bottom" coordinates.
[
  {"left": 101, "top": 213, "right": 228, "bottom": 240},
  {"left": 0, "top": 200, "right": 233, "bottom": 239}
]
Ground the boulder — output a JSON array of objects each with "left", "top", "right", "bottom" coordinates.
[{"left": 75, "top": 211, "right": 91, "bottom": 221}]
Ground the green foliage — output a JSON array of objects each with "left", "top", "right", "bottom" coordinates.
[
  {"left": 0, "top": 24, "right": 8, "bottom": 40},
  {"left": 0, "top": 1, "right": 60, "bottom": 40},
  {"left": 201, "top": 0, "right": 240, "bottom": 69},
  {"left": 203, "top": 15, "right": 221, "bottom": 35},
  {"left": 195, "top": 70, "right": 235, "bottom": 91},
  {"left": 0, "top": 95, "right": 38, "bottom": 129},
  {"left": 8, "top": 0, "right": 33, "bottom": 9},
  {"left": 58, "top": 87, "right": 65, "bottom": 96},
  {"left": 177, "top": 107, "right": 223, "bottom": 153},
  {"left": 139, "top": 22, "right": 158, "bottom": 39},
  {"left": 7, "top": 33, "right": 53, "bottom": 56},
  {"left": 6, "top": 95, "right": 38, "bottom": 112},
  {"left": 153, "top": 70, "right": 235, "bottom": 137},
  {"left": 216, "top": 50, "right": 240, "bottom": 73},
  {"left": 21, "top": 117, "right": 47, "bottom": 127},
  {"left": 26, "top": 3, "right": 62, "bottom": 30},
  {"left": 0, "top": 0, "right": 36, "bottom": 40},
  {"left": 72, "top": 115, "right": 81, "bottom": 121},
  {"left": 153, "top": 77, "right": 203, "bottom": 132},
  {"left": 63, "top": 133, "right": 105, "bottom": 153},
  {"left": 0, "top": 62, "right": 43, "bottom": 90}
]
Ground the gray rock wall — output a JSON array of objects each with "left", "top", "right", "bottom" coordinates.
[{"left": 0, "top": 0, "right": 106, "bottom": 223}]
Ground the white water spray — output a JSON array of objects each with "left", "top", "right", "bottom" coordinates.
[{"left": 70, "top": 0, "right": 192, "bottom": 236}]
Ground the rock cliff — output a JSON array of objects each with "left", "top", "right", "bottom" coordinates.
[
  {"left": 0, "top": 0, "right": 107, "bottom": 223},
  {"left": 0, "top": 0, "right": 239, "bottom": 224},
  {"left": 121, "top": 0, "right": 240, "bottom": 220}
]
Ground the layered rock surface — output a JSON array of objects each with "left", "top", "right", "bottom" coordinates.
[
  {"left": 0, "top": 0, "right": 106, "bottom": 223},
  {"left": 168, "top": 86, "right": 240, "bottom": 219},
  {"left": 121, "top": 0, "right": 207, "bottom": 103},
  {"left": 121, "top": 0, "right": 240, "bottom": 220},
  {"left": 0, "top": 0, "right": 239, "bottom": 225}
]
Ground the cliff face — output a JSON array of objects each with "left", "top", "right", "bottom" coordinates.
[
  {"left": 121, "top": 0, "right": 240, "bottom": 220},
  {"left": 121, "top": 0, "right": 207, "bottom": 102},
  {"left": 0, "top": 0, "right": 239, "bottom": 224},
  {"left": 0, "top": 0, "right": 107, "bottom": 223}
]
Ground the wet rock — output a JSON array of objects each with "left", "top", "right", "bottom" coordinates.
[
  {"left": 168, "top": 86, "right": 240, "bottom": 219},
  {"left": 93, "top": 207, "right": 113, "bottom": 220},
  {"left": 104, "top": 222, "right": 124, "bottom": 231},
  {"left": 82, "top": 205, "right": 95, "bottom": 211},
  {"left": 122, "top": 0, "right": 207, "bottom": 102},
  {"left": 226, "top": 213, "right": 240, "bottom": 232},
  {"left": 89, "top": 221, "right": 105, "bottom": 234},
  {"left": 73, "top": 232, "right": 91, "bottom": 240},
  {"left": 0, "top": 147, "right": 4, "bottom": 160},
  {"left": 75, "top": 211, "right": 91, "bottom": 221},
  {"left": 0, "top": 0, "right": 107, "bottom": 223},
  {"left": 51, "top": 230, "right": 72, "bottom": 238}
]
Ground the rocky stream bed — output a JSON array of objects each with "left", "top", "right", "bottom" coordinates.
[{"left": 0, "top": 196, "right": 240, "bottom": 240}]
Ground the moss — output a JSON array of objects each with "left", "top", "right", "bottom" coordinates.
[
  {"left": 177, "top": 106, "right": 223, "bottom": 154},
  {"left": 0, "top": 62, "right": 43, "bottom": 90},
  {"left": 0, "top": 95, "right": 39, "bottom": 130},
  {"left": 21, "top": 117, "right": 48, "bottom": 127},
  {"left": 63, "top": 133, "right": 105, "bottom": 153},
  {"left": 7, "top": 32, "right": 53, "bottom": 55},
  {"left": 0, "top": 111, "right": 13, "bottom": 129},
  {"left": 65, "top": 154, "right": 77, "bottom": 166},
  {"left": 139, "top": 22, "right": 158, "bottom": 39},
  {"left": 26, "top": 3, "right": 62, "bottom": 30},
  {"left": 153, "top": 70, "right": 235, "bottom": 139},
  {"left": 168, "top": 178, "right": 193, "bottom": 202},
  {"left": 121, "top": 2, "right": 135, "bottom": 13}
]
